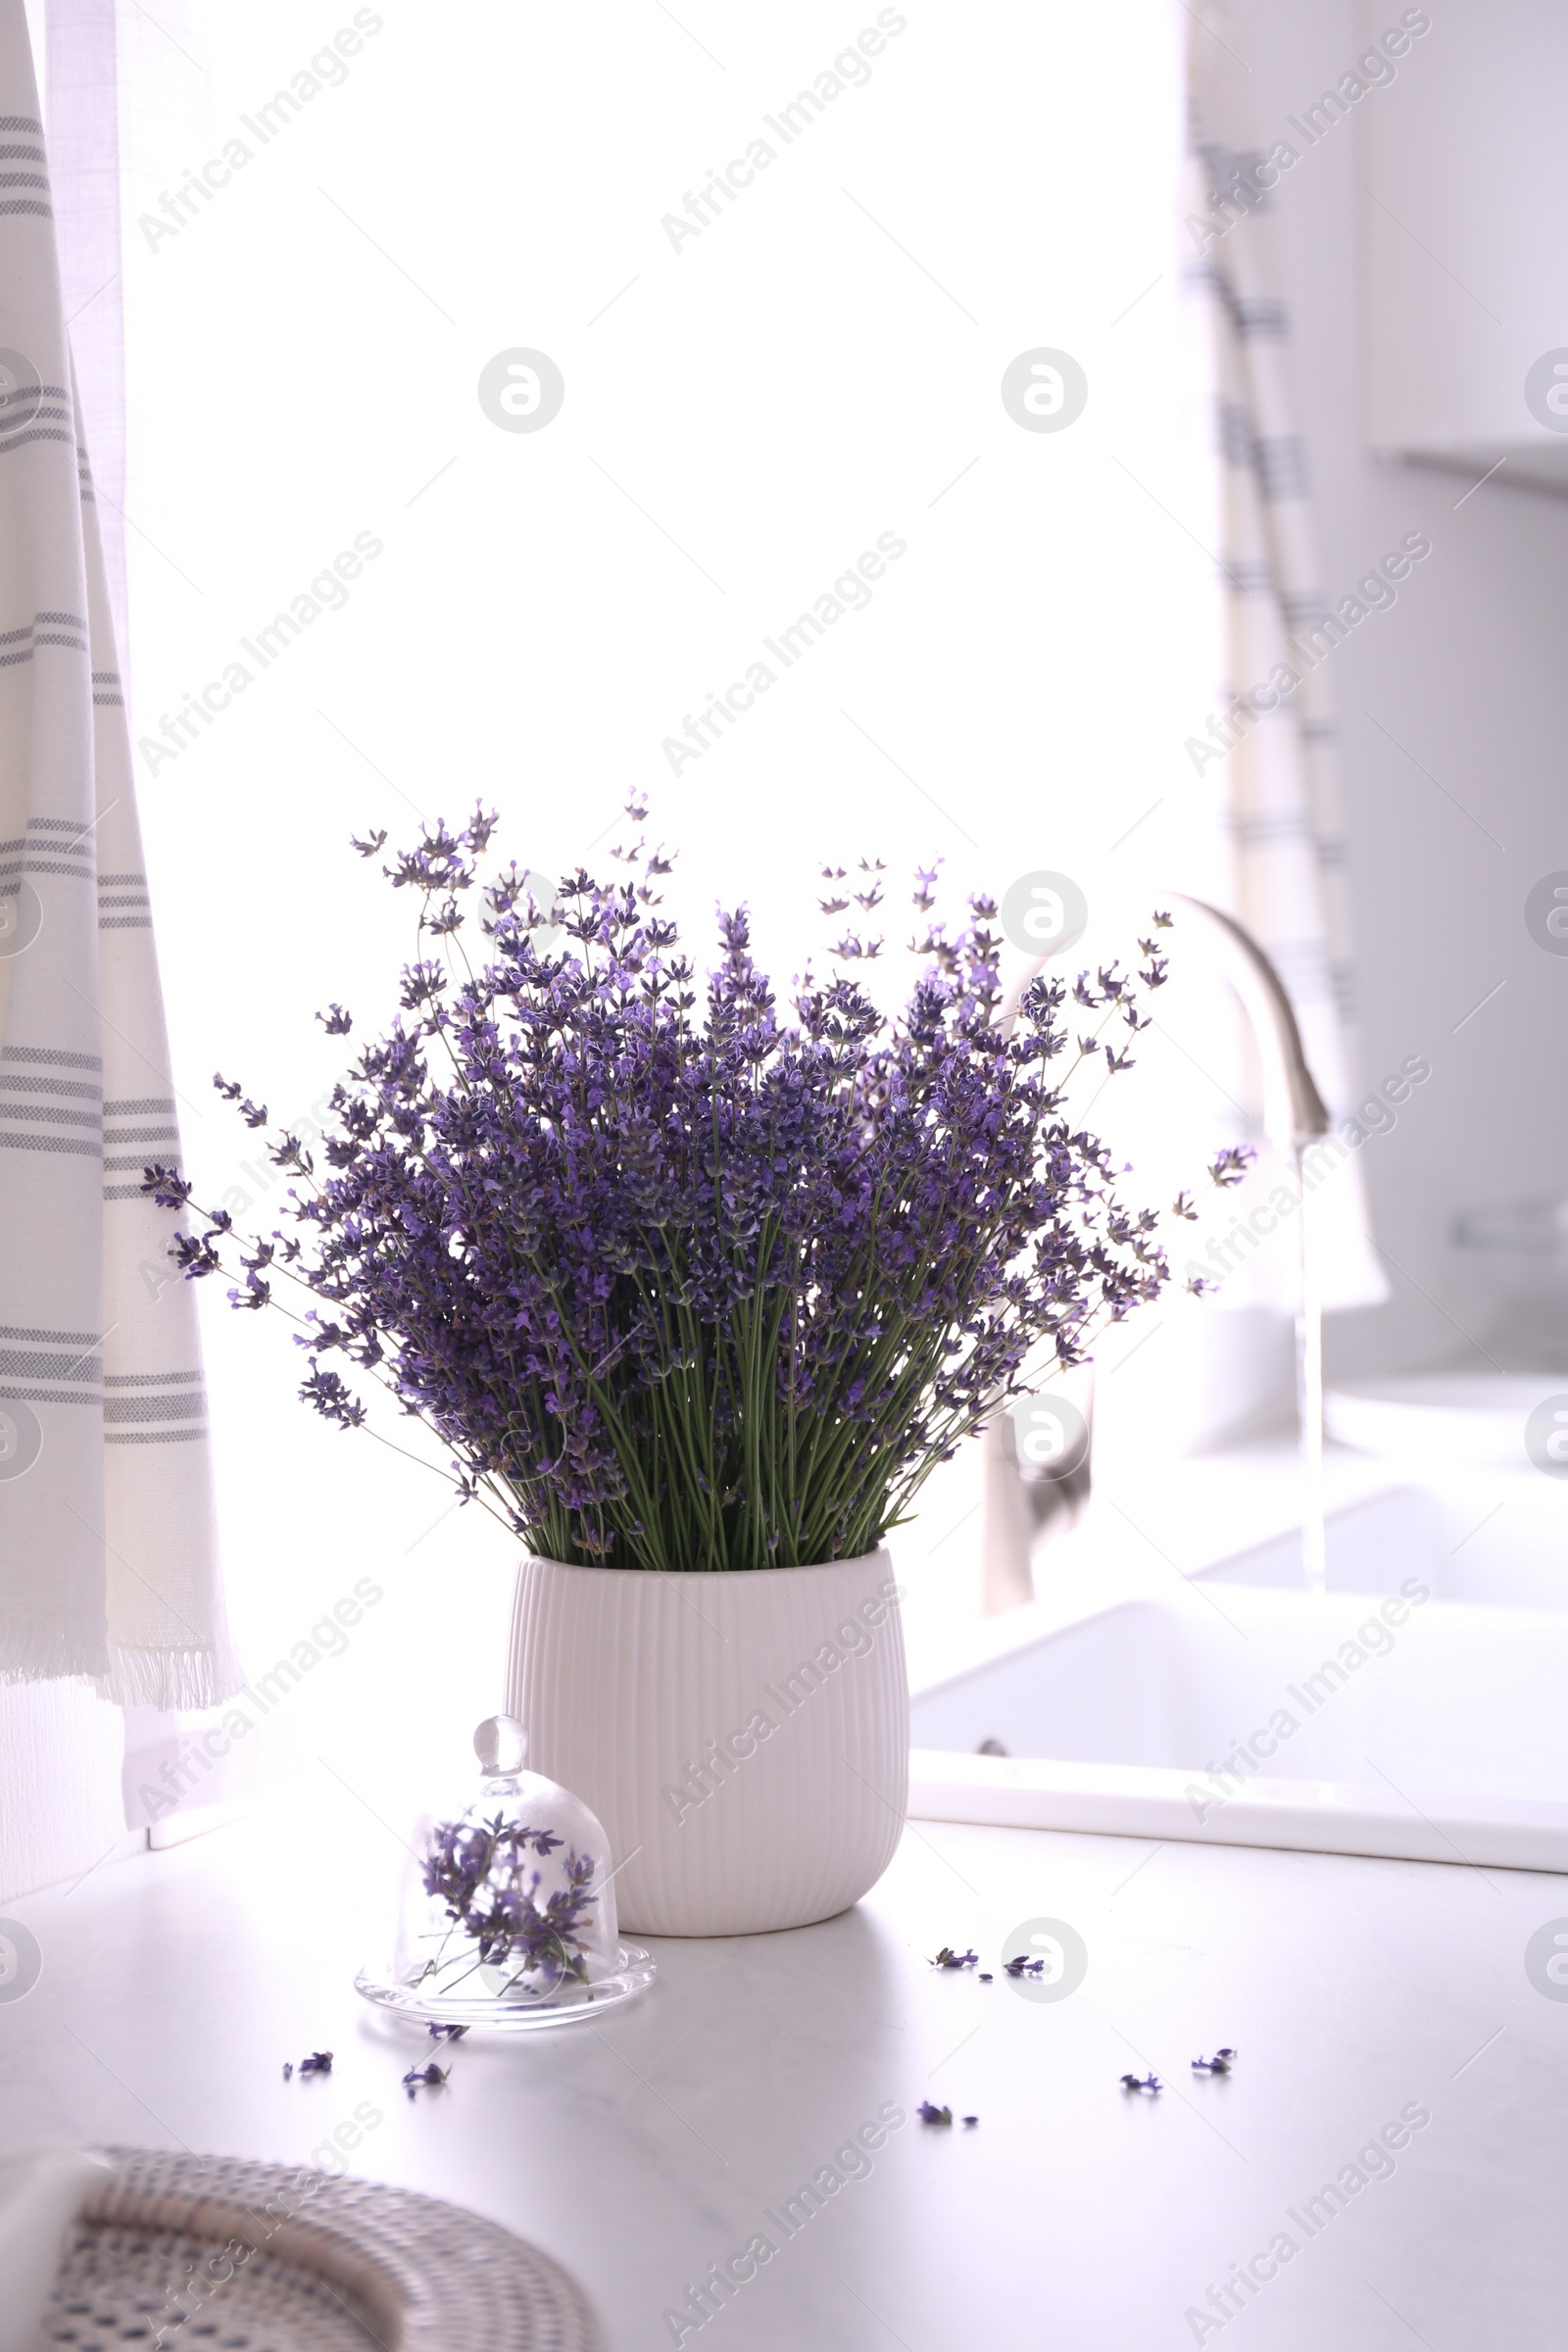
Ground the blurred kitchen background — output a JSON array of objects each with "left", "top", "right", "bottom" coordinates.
[{"left": 5, "top": 0, "right": 1566, "bottom": 1893}]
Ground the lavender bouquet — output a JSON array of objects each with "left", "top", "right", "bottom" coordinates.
[{"left": 149, "top": 801, "right": 1239, "bottom": 1572}]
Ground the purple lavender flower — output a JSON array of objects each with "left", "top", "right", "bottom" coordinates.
[
  {"left": 403, "top": 2061, "right": 450, "bottom": 2096},
  {"left": 144, "top": 1163, "right": 191, "bottom": 1210},
  {"left": 170, "top": 1229, "right": 221, "bottom": 1278},
  {"left": 147, "top": 804, "right": 1242, "bottom": 1571},
  {"left": 420, "top": 1811, "right": 594, "bottom": 1992}
]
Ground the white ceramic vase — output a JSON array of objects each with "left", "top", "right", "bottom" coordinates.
[{"left": 506, "top": 1548, "right": 908, "bottom": 1936}]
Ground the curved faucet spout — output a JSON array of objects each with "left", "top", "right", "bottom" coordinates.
[
  {"left": 999, "top": 895, "right": 1330, "bottom": 1152},
  {"left": 1167, "top": 896, "right": 1330, "bottom": 1150},
  {"left": 981, "top": 894, "right": 1331, "bottom": 1614}
]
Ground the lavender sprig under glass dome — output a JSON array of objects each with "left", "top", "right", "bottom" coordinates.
[
  {"left": 420, "top": 1814, "right": 597, "bottom": 1996},
  {"left": 145, "top": 801, "right": 1245, "bottom": 1570}
]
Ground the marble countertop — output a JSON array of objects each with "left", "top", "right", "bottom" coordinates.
[{"left": 5, "top": 1781, "right": 1564, "bottom": 2350}]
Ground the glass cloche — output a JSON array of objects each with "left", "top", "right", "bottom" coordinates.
[{"left": 355, "top": 1715, "right": 655, "bottom": 2031}]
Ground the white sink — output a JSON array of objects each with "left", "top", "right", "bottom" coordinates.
[
  {"left": 1197, "top": 1479, "right": 1568, "bottom": 1613},
  {"left": 909, "top": 1584, "right": 1568, "bottom": 1870},
  {"left": 1325, "top": 1371, "right": 1560, "bottom": 1468}
]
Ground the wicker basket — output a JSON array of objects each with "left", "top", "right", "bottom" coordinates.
[{"left": 36, "top": 2146, "right": 600, "bottom": 2351}]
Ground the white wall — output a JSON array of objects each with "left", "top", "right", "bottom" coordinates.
[
  {"left": 1240, "top": 0, "right": 1568, "bottom": 1381},
  {"left": 0, "top": 1682, "right": 129, "bottom": 1901}
]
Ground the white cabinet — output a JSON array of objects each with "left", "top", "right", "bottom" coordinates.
[{"left": 1366, "top": 0, "right": 1568, "bottom": 491}]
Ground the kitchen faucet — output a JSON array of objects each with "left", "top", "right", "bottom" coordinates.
[{"left": 978, "top": 896, "right": 1331, "bottom": 1614}]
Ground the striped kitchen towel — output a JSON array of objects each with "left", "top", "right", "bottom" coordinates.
[
  {"left": 0, "top": 0, "right": 239, "bottom": 1706},
  {"left": 1179, "top": 0, "right": 1386, "bottom": 1312}
]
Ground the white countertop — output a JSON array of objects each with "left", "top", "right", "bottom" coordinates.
[{"left": 5, "top": 1783, "right": 1564, "bottom": 2349}]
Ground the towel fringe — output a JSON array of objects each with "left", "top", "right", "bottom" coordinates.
[
  {"left": 0, "top": 1618, "right": 111, "bottom": 1685},
  {"left": 100, "top": 1640, "right": 247, "bottom": 1715}
]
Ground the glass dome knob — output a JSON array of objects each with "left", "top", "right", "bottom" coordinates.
[{"left": 474, "top": 1713, "right": 528, "bottom": 1777}]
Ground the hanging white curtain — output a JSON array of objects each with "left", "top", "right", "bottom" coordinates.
[
  {"left": 0, "top": 0, "right": 239, "bottom": 1706},
  {"left": 1179, "top": 0, "right": 1386, "bottom": 1314}
]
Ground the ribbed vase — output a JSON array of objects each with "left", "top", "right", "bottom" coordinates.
[{"left": 506, "top": 1549, "right": 908, "bottom": 1936}]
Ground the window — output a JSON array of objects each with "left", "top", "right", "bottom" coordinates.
[{"left": 77, "top": 1, "right": 1221, "bottom": 1737}]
